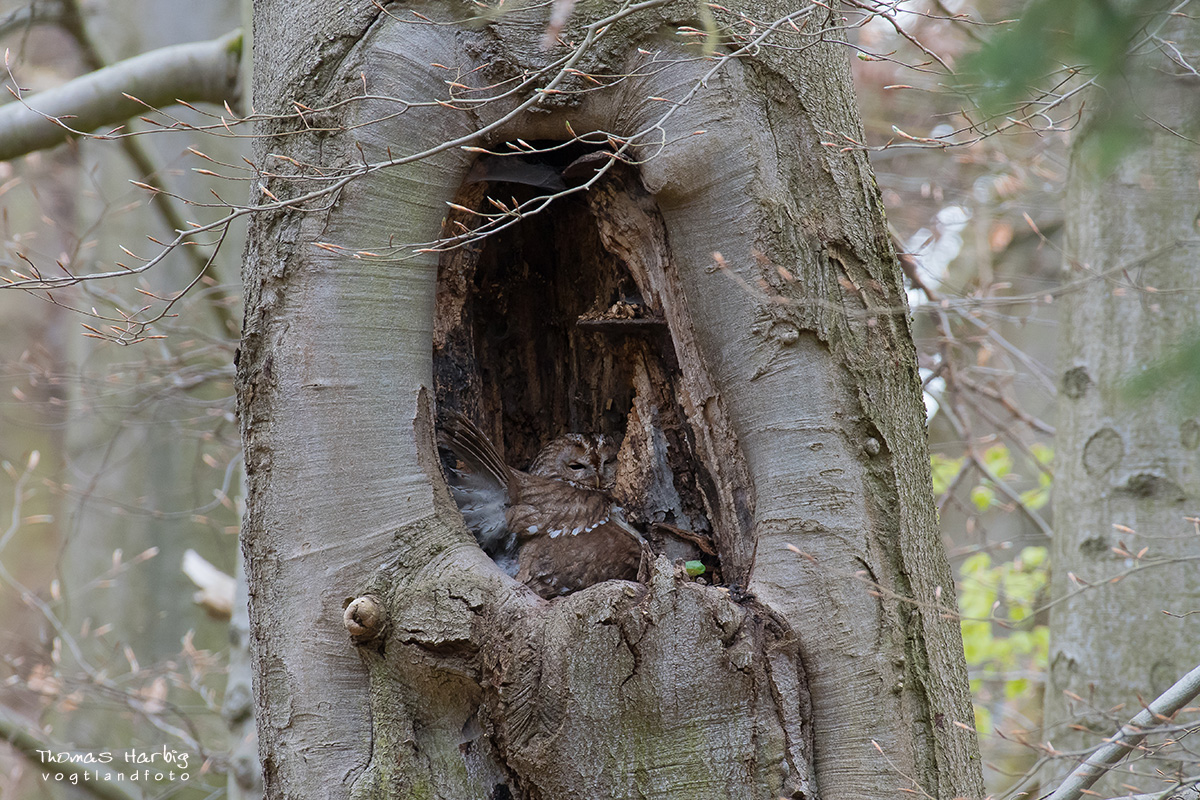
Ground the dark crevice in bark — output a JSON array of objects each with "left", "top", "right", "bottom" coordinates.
[{"left": 433, "top": 152, "right": 719, "bottom": 579}]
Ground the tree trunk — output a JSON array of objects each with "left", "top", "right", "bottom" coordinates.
[
  {"left": 1044, "top": 11, "right": 1200, "bottom": 795},
  {"left": 54, "top": 0, "right": 241, "bottom": 745},
  {"left": 238, "top": 3, "right": 982, "bottom": 799}
]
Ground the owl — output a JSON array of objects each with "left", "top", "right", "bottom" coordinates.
[{"left": 439, "top": 412, "right": 646, "bottom": 598}]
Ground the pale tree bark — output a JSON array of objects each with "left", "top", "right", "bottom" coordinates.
[
  {"left": 1044, "top": 10, "right": 1200, "bottom": 796},
  {"left": 239, "top": 2, "right": 982, "bottom": 799}
]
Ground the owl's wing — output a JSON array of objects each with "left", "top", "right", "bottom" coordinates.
[
  {"left": 440, "top": 412, "right": 511, "bottom": 488},
  {"left": 507, "top": 473, "right": 626, "bottom": 540},
  {"left": 439, "top": 413, "right": 514, "bottom": 559},
  {"left": 445, "top": 461, "right": 512, "bottom": 556}
]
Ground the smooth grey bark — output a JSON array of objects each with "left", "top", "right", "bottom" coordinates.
[
  {"left": 1046, "top": 11, "right": 1200, "bottom": 795},
  {"left": 0, "top": 29, "right": 241, "bottom": 161},
  {"left": 240, "top": 2, "right": 982, "bottom": 799}
]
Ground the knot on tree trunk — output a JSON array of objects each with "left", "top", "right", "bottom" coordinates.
[{"left": 344, "top": 594, "right": 387, "bottom": 644}]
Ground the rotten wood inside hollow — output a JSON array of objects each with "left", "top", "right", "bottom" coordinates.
[{"left": 432, "top": 158, "right": 720, "bottom": 577}]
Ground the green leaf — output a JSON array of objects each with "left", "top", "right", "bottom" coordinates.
[
  {"left": 983, "top": 444, "right": 1013, "bottom": 477},
  {"left": 970, "top": 485, "right": 995, "bottom": 511},
  {"left": 1030, "top": 443, "right": 1054, "bottom": 466},
  {"left": 974, "top": 704, "right": 993, "bottom": 735},
  {"left": 961, "top": 620, "right": 990, "bottom": 663},
  {"left": 1020, "top": 486, "right": 1050, "bottom": 510},
  {"left": 1005, "top": 677, "right": 1031, "bottom": 700},
  {"left": 958, "top": 0, "right": 1165, "bottom": 173},
  {"left": 1017, "top": 546, "right": 1048, "bottom": 570},
  {"left": 930, "top": 453, "right": 964, "bottom": 496},
  {"left": 1125, "top": 335, "right": 1200, "bottom": 411},
  {"left": 961, "top": 552, "right": 992, "bottom": 575},
  {"left": 684, "top": 560, "right": 706, "bottom": 577}
]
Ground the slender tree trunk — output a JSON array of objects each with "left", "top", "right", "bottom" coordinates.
[
  {"left": 1045, "top": 11, "right": 1200, "bottom": 795},
  {"left": 239, "top": 3, "right": 982, "bottom": 798},
  {"left": 55, "top": 0, "right": 241, "bottom": 743}
]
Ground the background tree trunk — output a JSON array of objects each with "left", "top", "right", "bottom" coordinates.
[
  {"left": 0, "top": 1, "right": 250, "bottom": 795},
  {"left": 52, "top": 0, "right": 242, "bottom": 750},
  {"left": 1043, "top": 11, "right": 1200, "bottom": 796},
  {"left": 239, "top": 2, "right": 983, "bottom": 798}
]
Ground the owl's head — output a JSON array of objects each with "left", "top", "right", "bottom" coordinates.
[{"left": 529, "top": 433, "right": 620, "bottom": 490}]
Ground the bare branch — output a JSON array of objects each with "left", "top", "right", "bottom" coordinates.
[
  {"left": 1046, "top": 662, "right": 1200, "bottom": 800},
  {"left": 53, "top": 0, "right": 240, "bottom": 337},
  {"left": 0, "top": 28, "right": 241, "bottom": 161}
]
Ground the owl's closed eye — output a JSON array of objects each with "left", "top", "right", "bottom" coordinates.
[
  {"left": 439, "top": 413, "right": 644, "bottom": 598},
  {"left": 528, "top": 433, "right": 620, "bottom": 490}
]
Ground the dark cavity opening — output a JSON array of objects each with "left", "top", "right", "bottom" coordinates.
[{"left": 433, "top": 142, "right": 720, "bottom": 584}]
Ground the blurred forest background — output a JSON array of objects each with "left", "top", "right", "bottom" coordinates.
[{"left": 0, "top": 0, "right": 1197, "bottom": 797}]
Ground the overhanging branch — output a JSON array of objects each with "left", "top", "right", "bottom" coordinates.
[
  {"left": 1047, "top": 662, "right": 1200, "bottom": 800},
  {"left": 0, "top": 28, "right": 241, "bottom": 161}
]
